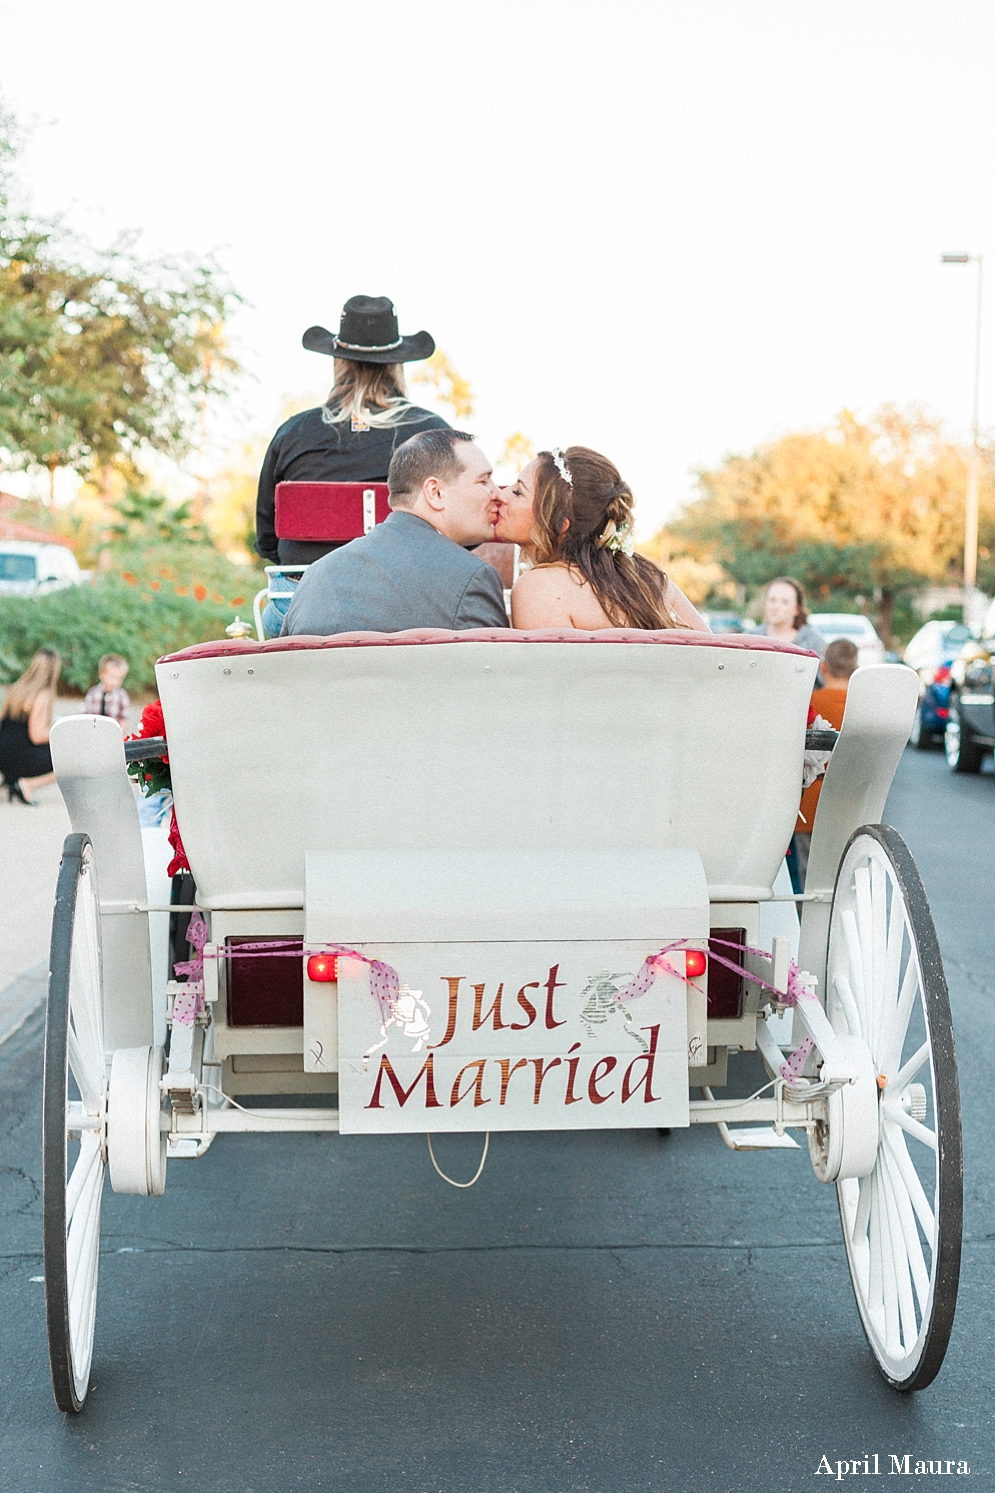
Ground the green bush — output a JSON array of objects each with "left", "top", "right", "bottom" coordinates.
[
  {"left": 0, "top": 572, "right": 260, "bottom": 693},
  {"left": 108, "top": 536, "right": 261, "bottom": 603}
]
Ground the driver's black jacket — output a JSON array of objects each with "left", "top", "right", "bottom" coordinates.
[{"left": 255, "top": 404, "right": 450, "bottom": 565}]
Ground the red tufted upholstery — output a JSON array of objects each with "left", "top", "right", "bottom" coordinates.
[{"left": 160, "top": 628, "right": 818, "bottom": 664}]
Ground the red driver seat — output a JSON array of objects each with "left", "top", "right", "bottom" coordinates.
[{"left": 274, "top": 481, "right": 391, "bottom": 543}]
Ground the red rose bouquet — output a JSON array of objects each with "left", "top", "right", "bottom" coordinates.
[
  {"left": 125, "top": 700, "right": 171, "bottom": 796},
  {"left": 125, "top": 701, "right": 189, "bottom": 875}
]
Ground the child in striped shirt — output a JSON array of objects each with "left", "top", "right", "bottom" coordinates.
[{"left": 83, "top": 653, "right": 131, "bottom": 726}]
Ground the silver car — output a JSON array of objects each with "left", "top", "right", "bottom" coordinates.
[{"left": 807, "top": 612, "right": 886, "bottom": 667}]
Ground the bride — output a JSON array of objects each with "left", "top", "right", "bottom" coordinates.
[{"left": 493, "top": 446, "right": 706, "bottom": 631}]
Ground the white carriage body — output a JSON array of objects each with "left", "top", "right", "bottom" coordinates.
[
  {"left": 47, "top": 627, "right": 962, "bottom": 1402},
  {"left": 51, "top": 630, "right": 919, "bottom": 1131},
  {"left": 148, "top": 629, "right": 827, "bottom": 1130}
]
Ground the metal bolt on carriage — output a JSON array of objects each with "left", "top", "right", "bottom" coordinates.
[{"left": 42, "top": 624, "right": 961, "bottom": 1412}]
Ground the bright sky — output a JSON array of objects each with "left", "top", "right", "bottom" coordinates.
[{"left": 2, "top": 0, "right": 995, "bottom": 534}]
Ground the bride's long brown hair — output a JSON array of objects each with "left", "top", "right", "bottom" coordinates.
[{"left": 528, "top": 447, "right": 683, "bottom": 630}]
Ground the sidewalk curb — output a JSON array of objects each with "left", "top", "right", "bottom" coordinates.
[{"left": 0, "top": 962, "right": 47, "bottom": 1047}]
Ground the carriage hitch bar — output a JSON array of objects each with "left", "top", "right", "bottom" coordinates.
[
  {"left": 124, "top": 737, "right": 168, "bottom": 763},
  {"left": 124, "top": 731, "right": 838, "bottom": 766}
]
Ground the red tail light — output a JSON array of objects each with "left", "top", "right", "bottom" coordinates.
[
  {"left": 307, "top": 953, "right": 338, "bottom": 982},
  {"left": 685, "top": 949, "right": 707, "bottom": 979},
  {"left": 933, "top": 664, "right": 952, "bottom": 685}
]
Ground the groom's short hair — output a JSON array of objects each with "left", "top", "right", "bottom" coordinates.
[{"left": 388, "top": 429, "right": 476, "bottom": 508}]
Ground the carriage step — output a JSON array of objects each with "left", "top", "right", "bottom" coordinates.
[{"left": 718, "top": 1126, "right": 799, "bottom": 1150}]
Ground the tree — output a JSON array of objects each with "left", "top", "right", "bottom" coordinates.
[
  {"left": 410, "top": 349, "right": 475, "bottom": 420},
  {"left": 0, "top": 102, "right": 241, "bottom": 494},
  {"left": 663, "top": 406, "right": 995, "bottom": 639},
  {"left": 109, "top": 489, "right": 207, "bottom": 545},
  {"left": 497, "top": 431, "right": 536, "bottom": 474}
]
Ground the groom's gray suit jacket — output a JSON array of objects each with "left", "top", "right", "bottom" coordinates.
[{"left": 281, "top": 509, "right": 510, "bottom": 635}]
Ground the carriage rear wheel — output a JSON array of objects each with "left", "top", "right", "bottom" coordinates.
[
  {"left": 43, "top": 833, "right": 106, "bottom": 1413},
  {"left": 827, "top": 826, "right": 962, "bottom": 1390}
]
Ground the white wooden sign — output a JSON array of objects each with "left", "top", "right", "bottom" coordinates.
[{"left": 336, "top": 941, "right": 693, "bottom": 1134}]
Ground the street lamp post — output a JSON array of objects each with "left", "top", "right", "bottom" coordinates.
[{"left": 941, "top": 252, "right": 984, "bottom": 626}]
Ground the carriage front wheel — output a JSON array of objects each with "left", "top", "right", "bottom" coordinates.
[
  {"left": 42, "top": 833, "right": 106, "bottom": 1412},
  {"left": 826, "top": 825, "right": 962, "bottom": 1390}
]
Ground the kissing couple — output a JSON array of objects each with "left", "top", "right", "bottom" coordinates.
[{"left": 282, "top": 427, "right": 705, "bottom": 637}]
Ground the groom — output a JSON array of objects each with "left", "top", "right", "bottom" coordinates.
[{"left": 281, "top": 429, "right": 509, "bottom": 635}]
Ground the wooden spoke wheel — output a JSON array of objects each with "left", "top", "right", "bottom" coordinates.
[
  {"left": 827, "top": 826, "right": 962, "bottom": 1390},
  {"left": 43, "top": 834, "right": 106, "bottom": 1413}
]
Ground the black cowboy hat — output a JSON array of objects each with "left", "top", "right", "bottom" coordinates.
[{"left": 302, "top": 295, "right": 435, "bottom": 364}]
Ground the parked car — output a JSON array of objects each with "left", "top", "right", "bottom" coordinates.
[
  {"left": 0, "top": 540, "right": 85, "bottom": 597},
  {"left": 807, "top": 612, "right": 887, "bottom": 667},
  {"left": 945, "top": 599, "right": 995, "bottom": 772},
  {"left": 701, "top": 611, "right": 752, "bottom": 634},
  {"left": 903, "top": 620, "right": 974, "bottom": 748}
]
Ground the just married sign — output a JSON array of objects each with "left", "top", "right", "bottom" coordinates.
[{"left": 334, "top": 942, "right": 692, "bottom": 1134}]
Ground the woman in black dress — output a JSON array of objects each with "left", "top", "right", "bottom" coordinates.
[{"left": 0, "top": 647, "right": 61, "bottom": 804}]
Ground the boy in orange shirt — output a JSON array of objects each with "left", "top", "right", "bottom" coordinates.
[{"left": 789, "top": 637, "right": 859, "bottom": 890}]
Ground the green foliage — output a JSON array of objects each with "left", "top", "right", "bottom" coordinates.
[
  {"left": 0, "top": 99, "right": 241, "bottom": 483},
  {"left": 110, "top": 489, "right": 207, "bottom": 545},
  {"left": 109, "top": 534, "right": 262, "bottom": 604},
  {"left": 127, "top": 754, "right": 171, "bottom": 797},
  {"left": 664, "top": 406, "right": 990, "bottom": 643},
  {"left": 100, "top": 484, "right": 266, "bottom": 609},
  {"left": 0, "top": 573, "right": 257, "bottom": 693}
]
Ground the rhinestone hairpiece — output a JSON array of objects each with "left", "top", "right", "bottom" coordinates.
[{"left": 550, "top": 447, "right": 573, "bottom": 486}]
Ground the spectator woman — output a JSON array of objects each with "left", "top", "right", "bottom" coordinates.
[
  {"left": 255, "top": 295, "right": 450, "bottom": 635},
  {"left": 760, "top": 576, "right": 825, "bottom": 655},
  {"left": 0, "top": 647, "right": 61, "bottom": 804}
]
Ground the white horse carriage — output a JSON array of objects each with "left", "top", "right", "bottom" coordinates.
[{"left": 42, "top": 627, "right": 962, "bottom": 1411}]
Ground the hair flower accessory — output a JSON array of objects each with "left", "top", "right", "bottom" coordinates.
[
  {"left": 550, "top": 447, "right": 573, "bottom": 485},
  {"left": 598, "top": 519, "right": 635, "bottom": 557}
]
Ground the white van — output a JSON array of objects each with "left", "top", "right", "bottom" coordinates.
[{"left": 0, "top": 540, "right": 85, "bottom": 597}]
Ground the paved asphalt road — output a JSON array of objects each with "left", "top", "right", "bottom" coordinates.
[{"left": 0, "top": 747, "right": 991, "bottom": 1492}]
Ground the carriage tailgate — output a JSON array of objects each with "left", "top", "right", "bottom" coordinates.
[{"left": 305, "top": 846, "right": 707, "bottom": 1133}]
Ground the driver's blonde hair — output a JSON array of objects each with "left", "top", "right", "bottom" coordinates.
[{"left": 321, "top": 358, "right": 415, "bottom": 430}]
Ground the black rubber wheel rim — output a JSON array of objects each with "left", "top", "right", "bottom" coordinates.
[
  {"left": 828, "top": 825, "right": 962, "bottom": 1391},
  {"left": 42, "top": 833, "right": 106, "bottom": 1413},
  {"left": 944, "top": 702, "right": 983, "bottom": 773}
]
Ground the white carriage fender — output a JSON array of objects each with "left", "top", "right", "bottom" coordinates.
[
  {"left": 797, "top": 665, "right": 919, "bottom": 1000},
  {"left": 50, "top": 714, "right": 154, "bottom": 1050}
]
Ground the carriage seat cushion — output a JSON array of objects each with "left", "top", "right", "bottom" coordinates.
[{"left": 160, "top": 627, "right": 820, "bottom": 663}]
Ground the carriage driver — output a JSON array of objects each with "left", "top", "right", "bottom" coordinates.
[
  {"left": 255, "top": 295, "right": 451, "bottom": 635},
  {"left": 282, "top": 428, "right": 509, "bottom": 636}
]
